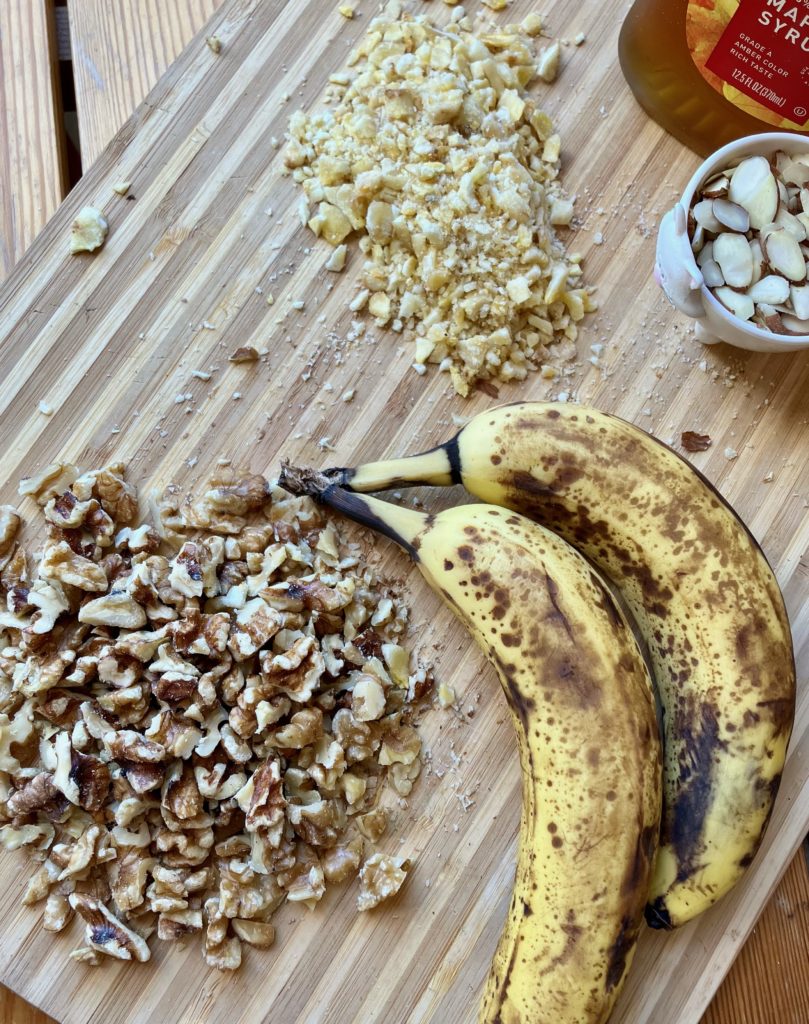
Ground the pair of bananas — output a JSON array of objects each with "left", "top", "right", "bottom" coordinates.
[{"left": 280, "top": 402, "right": 795, "bottom": 1024}]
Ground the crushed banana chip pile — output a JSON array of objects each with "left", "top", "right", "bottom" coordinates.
[{"left": 286, "top": 9, "right": 594, "bottom": 395}]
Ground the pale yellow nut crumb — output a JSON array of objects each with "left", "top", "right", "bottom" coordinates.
[
  {"left": 368, "top": 292, "right": 391, "bottom": 322},
  {"left": 521, "top": 12, "right": 542, "bottom": 35},
  {"left": 437, "top": 683, "right": 456, "bottom": 708},
  {"left": 69, "top": 207, "right": 108, "bottom": 254},
  {"left": 325, "top": 244, "right": 347, "bottom": 272},
  {"left": 481, "top": 0, "right": 509, "bottom": 9},
  {"left": 545, "top": 264, "right": 569, "bottom": 305},
  {"left": 206, "top": 35, "right": 222, "bottom": 54},
  {"left": 349, "top": 289, "right": 370, "bottom": 312},
  {"left": 574, "top": 32, "right": 586, "bottom": 45},
  {"left": 538, "top": 40, "right": 561, "bottom": 82},
  {"left": 550, "top": 197, "right": 575, "bottom": 226},
  {"left": 112, "top": 180, "right": 132, "bottom": 196},
  {"left": 266, "top": 294, "right": 275, "bottom": 305},
  {"left": 506, "top": 277, "right": 532, "bottom": 305},
  {"left": 318, "top": 202, "right": 352, "bottom": 245},
  {"left": 298, "top": 195, "right": 310, "bottom": 227},
  {"left": 543, "top": 133, "right": 562, "bottom": 162},
  {"left": 337, "top": 3, "right": 355, "bottom": 16}
]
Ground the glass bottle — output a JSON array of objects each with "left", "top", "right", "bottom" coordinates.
[{"left": 619, "top": 0, "right": 809, "bottom": 155}]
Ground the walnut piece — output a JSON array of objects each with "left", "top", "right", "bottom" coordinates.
[
  {"left": 357, "top": 853, "right": 410, "bottom": 911},
  {"left": 43, "top": 892, "right": 73, "bottom": 931},
  {"left": 232, "top": 919, "right": 275, "bottom": 947},
  {"left": 0, "top": 505, "right": 20, "bottom": 557},
  {"left": 681, "top": 431, "right": 712, "bottom": 453},
  {"left": 69, "top": 893, "right": 151, "bottom": 961},
  {"left": 7, "top": 772, "right": 61, "bottom": 816}
]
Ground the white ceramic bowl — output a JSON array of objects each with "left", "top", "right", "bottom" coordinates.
[{"left": 655, "top": 132, "right": 809, "bottom": 353}]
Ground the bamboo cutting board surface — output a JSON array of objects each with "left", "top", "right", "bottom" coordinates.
[{"left": 0, "top": 1, "right": 807, "bottom": 1022}]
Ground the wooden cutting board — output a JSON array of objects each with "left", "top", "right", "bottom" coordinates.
[{"left": 0, "top": 1, "right": 806, "bottom": 1021}]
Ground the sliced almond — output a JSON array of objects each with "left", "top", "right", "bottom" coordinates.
[
  {"left": 701, "top": 173, "right": 729, "bottom": 199},
  {"left": 748, "top": 275, "right": 790, "bottom": 304},
  {"left": 701, "top": 259, "right": 724, "bottom": 288},
  {"left": 779, "top": 312, "right": 809, "bottom": 335},
  {"left": 693, "top": 200, "right": 722, "bottom": 233},
  {"left": 690, "top": 225, "right": 705, "bottom": 254},
  {"left": 749, "top": 238, "right": 764, "bottom": 284},
  {"left": 713, "top": 199, "right": 749, "bottom": 233},
  {"left": 775, "top": 150, "right": 791, "bottom": 176},
  {"left": 755, "top": 305, "right": 784, "bottom": 333},
  {"left": 728, "top": 156, "right": 778, "bottom": 230},
  {"left": 790, "top": 284, "right": 809, "bottom": 320},
  {"left": 777, "top": 179, "right": 789, "bottom": 206},
  {"left": 713, "top": 233, "right": 753, "bottom": 288},
  {"left": 782, "top": 160, "right": 809, "bottom": 188},
  {"left": 774, "top": 208, "right": 807, "bottom": 242},
  {"left": 696, "top": 240, "right": 714, "bottom": 268},
  {"left": 714, "top": 286, "right": 754, "bottom": 321},
  {"left": 801, "top": 189, "right": 809, "bottom": 215},
  {"left": 762, "top": 228, "right": 806, "bottom": 282}
]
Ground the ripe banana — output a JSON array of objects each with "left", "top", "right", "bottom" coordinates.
[
  {"left": 280, "top": 467, "right": 661, "bottom": 1024},
  {"left": 321, "top": 402, "right": 796, "bottom": 929}
]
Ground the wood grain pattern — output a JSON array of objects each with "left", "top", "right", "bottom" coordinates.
[
  {"left": 0, "top": 0, "right": 67, "bottom": 278},
  {"left": 0, "top": 986, "right": 53, "bottom": 1024},
  {"left": 704, "top": 845, "right": 809, "bottom": 1024},
  {"left": 0, "top": 1, "right": 806, "bottom": 1022},
  {"left": 67, "top": 0, "right": 223, "bottom": 167}
]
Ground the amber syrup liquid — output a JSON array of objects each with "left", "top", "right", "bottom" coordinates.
[{"left": 618, "top": 0, "right": 806, "bottom": 155}]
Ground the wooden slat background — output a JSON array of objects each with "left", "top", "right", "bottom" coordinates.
[
  {"left": 0, "top": 1, "right": 806, "bottom": 1022},
  {"left": 0, "top": 0, "right": 67, "bottom": 278},
  {"left": 67, "top": 0, "right": 222, "bottom": 167}
]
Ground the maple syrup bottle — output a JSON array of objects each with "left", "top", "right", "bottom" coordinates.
[{"left": 619, "top": 0, "right": 809, "bottom": 155}]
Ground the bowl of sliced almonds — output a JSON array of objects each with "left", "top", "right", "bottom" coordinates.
[{"left": 655, "top": 132, "right": 809, "bottom": 353}]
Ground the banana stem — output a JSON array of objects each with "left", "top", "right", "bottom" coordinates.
[
  {"left": 279, "top": 461, "right": 428, "bottom": 558},
  {"left": 336, "top": 439, "right": 459, "bottom": 492}
]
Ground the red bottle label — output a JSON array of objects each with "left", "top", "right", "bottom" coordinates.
[{"left": 687, "top": 0, "right": 809, "bottom": 129}]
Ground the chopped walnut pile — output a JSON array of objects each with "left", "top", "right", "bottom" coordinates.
[
  {"left": 0, "top": 464, "right": 430, "bottom": 969},
  {"left": 286, "top": 9, "right": 593, "bottom": 396}
]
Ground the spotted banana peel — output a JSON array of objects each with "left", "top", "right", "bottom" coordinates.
[
  {"left": 279, "top": 467, "right": 661, "bottom": 1024},
  {"left": 320, "top": 401, "right": 796, "bottom": 929}
]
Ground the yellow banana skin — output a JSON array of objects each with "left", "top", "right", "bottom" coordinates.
[
  {"left": 325, "top": 402, "right": 796, "bottom": 929},
  {"left": 278, "top": 469, "right": 661, "bottom": 1024}
]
